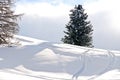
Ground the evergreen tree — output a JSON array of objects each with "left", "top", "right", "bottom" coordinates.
[
  {"left": 0, "top": 0, "right": 21, "bottom": 45},
  {"left": 62, "top": 5, "right": 93, "bottom": 47}
]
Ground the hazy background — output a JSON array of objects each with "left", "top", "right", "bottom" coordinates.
[{"left": 15, "top": 0, "right": 120, "bottom": 50}]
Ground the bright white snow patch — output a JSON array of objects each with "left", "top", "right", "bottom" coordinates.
[
  {"left": 0, "top": 35, "right": 120, "bottom": 80},
  {"left": 0, "top": 58, "right": 4, "bottom": 61}
]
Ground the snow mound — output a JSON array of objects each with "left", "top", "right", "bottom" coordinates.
[{"left": 0, "top": 35, "right": 120, "bottom": 80}]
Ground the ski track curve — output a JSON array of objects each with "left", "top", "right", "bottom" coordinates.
[
  {"left": 88, "top": 50, "right": 115, "bottom": 80},
  {"left": 72, "top": 49, "right": 90, "bottom": 80}
]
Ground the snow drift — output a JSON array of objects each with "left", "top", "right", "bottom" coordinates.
[{"left": 0, "top": 35, "right": 120, "bottom": 80}]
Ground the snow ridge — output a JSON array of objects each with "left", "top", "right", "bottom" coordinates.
[{"left": 0, "top": 35, "right": 120, "bottom": 80}]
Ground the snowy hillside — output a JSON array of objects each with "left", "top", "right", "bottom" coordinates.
[{"left": 0, "top": 35, "right": 120, "bottom": 80}]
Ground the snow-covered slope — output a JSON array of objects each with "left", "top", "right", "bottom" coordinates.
[{"left": 0, "top": 35, "right": 120, "bottom": 80}]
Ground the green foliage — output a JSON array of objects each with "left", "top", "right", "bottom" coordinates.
[{"left": 62, "top": 5, "right": 93, "bottom": 47}]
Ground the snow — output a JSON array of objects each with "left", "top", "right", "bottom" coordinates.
[{"left": 0, "top": 35, "right": 120, "bottom": 80}]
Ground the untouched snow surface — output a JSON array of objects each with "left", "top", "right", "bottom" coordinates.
[{"left": 0, "top": 35, "right": 120, "bottom": 80}]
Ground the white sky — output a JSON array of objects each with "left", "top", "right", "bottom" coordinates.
[
  {"left": 16, "top": 2, "right": 72, "bottom": 17},
  {"left": 15, "top": 0, "right": 120, "bottom": 50}
]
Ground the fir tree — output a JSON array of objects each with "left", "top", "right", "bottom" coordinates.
[
  {"left": 0, "top": 0, "right": 21, "bottom": 45},
  {"left": 62, "top": 5, "right": 93, "bottom": 47}
]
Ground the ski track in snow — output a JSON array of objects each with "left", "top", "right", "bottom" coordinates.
[
  {"left": 72, "top": 49, "right": 90, "bottom": 80},
  {"left": 88, "top": 50, "right": 115, "bottom": 80},
  {"left": 72, "top": 49, "right": 116, "bottom": 80}
]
